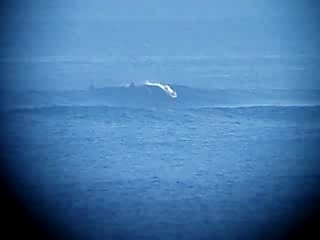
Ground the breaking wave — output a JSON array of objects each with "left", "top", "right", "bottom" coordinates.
[{"left": 144, "top": 81, "right": 177, "bottom": 98}]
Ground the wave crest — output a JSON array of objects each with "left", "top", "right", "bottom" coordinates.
[{"left": 144, "top": 81, "right": 177, "bottom": 98}]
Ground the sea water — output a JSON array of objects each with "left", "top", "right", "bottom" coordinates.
[{"left": 1, "top": 85, "right": 320, "bottom": 239}]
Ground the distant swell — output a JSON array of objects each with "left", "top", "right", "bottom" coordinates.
[
  {"left": 4, "top": 104, "right": 320, "bottom": 114},
  {"left": 2, "top": 85, "right": 320, "bottom": 110}
]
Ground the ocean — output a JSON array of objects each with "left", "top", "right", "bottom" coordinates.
[
  {"left": 1, "top": 0, "right": 320, "bottom": 238},
  {"left": 1, "top": 84, "right": 320, "bottom": 239}
]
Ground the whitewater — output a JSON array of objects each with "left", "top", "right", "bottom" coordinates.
[{"left": 144, "top": 81, "right": 178, "bottom": 98}]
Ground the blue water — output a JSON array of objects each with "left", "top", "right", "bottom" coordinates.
[{"left": 1, "top": 86, "right": 320, "bottom": 239}]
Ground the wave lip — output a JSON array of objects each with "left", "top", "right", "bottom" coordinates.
[{"left": 144, "top": 81, "right": 178, "bottom": 98}]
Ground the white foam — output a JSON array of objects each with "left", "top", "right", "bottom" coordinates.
[{"left": 145, "top": 81, "right": 178, "bottom": 98}]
